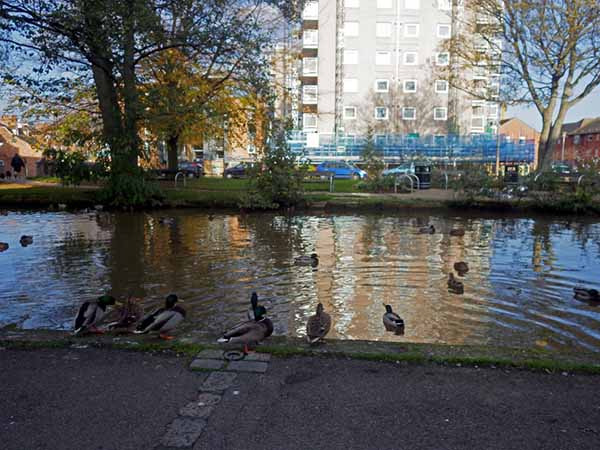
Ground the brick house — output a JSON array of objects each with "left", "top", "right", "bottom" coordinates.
[
  {"left": 0, "top": 118, "right": 44, "bottom": 177},
  {"left": 499, "top": 117, "right": 540, "bottom": 169},
  {"left": 552, "top": 118, "right": 600, "bottom": 165}
]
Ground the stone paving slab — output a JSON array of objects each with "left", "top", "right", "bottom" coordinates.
[
  {"left": 200, "top": 372, "right": 238, "bottom": 392},
  {"left": 195, "top": 349, "right": 224, "bottom": 360},
  {"left": 190, "top": 359, "right": 225, "bottom": 371},
  {"left": 160, "top": 418, "right": 206, "bottom": 448},
  {"left": 178, "top": 403, "right": 214, "bottom": 419},
  {"left": 225, "top": 360, "right": 269, "bottom": 373},
  {"left": 244, "top": 352, "right": 271, "bottom": 362},
  {"left": 196, "top": 393, "right": 222, "bottom": 406}
]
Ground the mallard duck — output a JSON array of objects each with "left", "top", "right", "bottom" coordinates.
[
  {"left": 208, "top": 213, "right": 215, "bottom": 221},
  {"left": 158, "top": 217, "right": 175, "bottom": 225},
  {"left": 0, "top": 210, "right": 8, "bottom": 216},
  {"left": 247, "top": 292, "right": 259, "bottom": 320},
  {"left": 0, "top": 242, "right": 8, "bottom": 252},
  {"left": 74, "top": 295, "right": 119, "bottom": 335},
  {"left": 450, "top": 228, "right": 465, "bottom": 237},
  {"left": 19, "top": 235, "right": 33, "bottom": 247},
  {"left": 294, "top": 253, "right": 319, "bottom": 267},
  {"left": 573, "top": 287, "right": 600, "bottom": 302},
  {"left": 134, "top": 294, "right": 186, "bottom": 340},
  {"left": 306, "top": 303, "right": 331, "bottom": 344},
  {"left": 453, "top": 261, "right": 469, "bottom": 274},
  {"left": 105, "top": 296, "right": 144, "bottom": 330},
  {"left": 419, "top": 225, "right": 435, "bottom": 234},
  {"left": 448, "top": 273, "right": 464, "bottom": 294},
  {"left": 383, "top": 304, "right": 405, "bottom": 334},
  {"left": 218, "top": 305, "right": 273, "bottom": 354}
]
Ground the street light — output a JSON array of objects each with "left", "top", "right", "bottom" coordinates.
[{"left": 561, "top": 131, "right": 566, "bottom": 161}]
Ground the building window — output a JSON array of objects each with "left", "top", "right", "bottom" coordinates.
[
  {"left": 435, "top": 80, "right": 449, "bottom": 93},
  {"left": 375, "top": 79, "right": 389, "bottom": 92},
  {"left": 402, "top": 107, "right": 416, "bottom": 120},
  {"left": 302, "top": 85, "right": 318, "bottom": 104},
  {"left": 345, "top": 0, "right": 360, "bottom": 7},
  {"left": 376, "top": 22, "right": 393, "bottom": 38},
  {"left": 303, "top": 113, "right": 317, "bottom": 129},
  {"left": 472, "top": 103, "right": 484, "bottom": 117},
  {"left": 344, "top": 50, "right": 358, "bottom": 65},
  {"left": 303, "top": 29, "right": 318, "bottom": 48},
  {"left": 437, "top": 24, "right": 451, "bottom": 39},
  {"left": 344, "top": 106, "right": 357, "bottom": 120},
  {"left": 302, "top": 1, "right": 319, "bottom": 20},
  {"left": 302, "top": 57, "right": 318, "bottom": 76},
  {"left": 345, "top": 21, "right": 359, "bottom": 37},
  {"left": 375, "top": 107, "right": 389, "bottom": 120},
  {"left": 404, "top": 24, "right": 420, "bottom": 37},
  {"left": 403, "top": 79, "right": 417, "bottom": 93},
  {"left": 488, "top": 104, "right": 498, "bottom": 118},
  {"left": 403, "top": 52, "right": 418, "bottom": 65},
  {"left": 343, "top": 78, "right": 358, "bottom": 93},
  {"left": 435, "top": 52, "right": 450, "bottom": 66},
  {"left": 376, "top": 51, "right": 391, "bottom": 65},
  {"left": 405, "top": 0, "right": 420, "bottom": 9},
  {"left": 471, "top": 117, "right": 485, "bottom": 131},
  {"left": 437, "top": 0, "right": 451, "bottom": 10},
  {"left": 377, "top": 0, "right": 392, "bottom": 8},
  {"left": 434, "top": 107, "right": 448, "bottom": 121}
]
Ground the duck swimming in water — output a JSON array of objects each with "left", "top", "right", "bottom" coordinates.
[
  {"left": 74, "top": 295, "right": 119, "bottom": 335},
  {"left": 448, "top": 273, "right": 464, "bottom": 294},
  {"left": 419, "top": 225, "right": 435, "bottom": 234},
  {"left": 573, "top": 287, "right": 600, "bottom": 302},
  {"left": 19, "top": 235, "right": 33, "bottom": 247},
  {"left": 306, "top": 303, "right": 331, "bottom": 345},
  {"left": 218, "top": 305, "right": 273, "bottom": 354},
  {"left": 449, "top": 228, "right": 465, "bottom": 237},
  {"left": 294, "top": 253, "right": 319, "bottom": 267},
  {"left": 134, "top": 294, "right": 186, "bottom": 340},
  {"left": 453, "top": 261, "right": 469, "bottom": 275},
  {"left": 0, "top": 242, "right": 8, "bottom": 252},
  {"left": 382, "top": 304, "right": 405, "bottom": 335}
]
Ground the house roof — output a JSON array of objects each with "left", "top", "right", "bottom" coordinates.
[
  {"left": 498, "top": 117, "right": 540, "bottom": 133},
  {"left": 0, "top": 123, "right": 42, "bottom": 158},
  {"left": 561, "top": 118, "right": 600, "bottom": 135}
]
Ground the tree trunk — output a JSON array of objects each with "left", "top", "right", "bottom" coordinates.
[{"left": 167, "top": 134, "right": 179, "bottom": 170}]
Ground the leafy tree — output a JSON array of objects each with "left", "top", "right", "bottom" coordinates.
[{"left": 444, "top": 0, "right": 600, "bottom": 170}]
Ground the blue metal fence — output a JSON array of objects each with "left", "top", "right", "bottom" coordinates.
[{"left": 288, "top": 132, "right": 535, "bottom": 164}]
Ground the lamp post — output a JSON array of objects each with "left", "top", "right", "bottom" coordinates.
[{"left": 561, "top": 131, "right": 566, "bottom": 161}]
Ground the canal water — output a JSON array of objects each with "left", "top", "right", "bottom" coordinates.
[{"left": 1, "top": 210, "right": 599, "bottom": 352}]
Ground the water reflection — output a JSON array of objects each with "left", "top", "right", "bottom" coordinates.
[{"left": 1, "top": 210, "right": 600, "bottom": 352}]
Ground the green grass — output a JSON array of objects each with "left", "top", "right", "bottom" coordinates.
[
  {"left": 0, "top": 186, "right": 99, "bottom": 207},
  {"left": 184, "top": 177, "right": 250, "bottom": 191},
  {"left": 28, "top": 176, "right": 62, "bottom": 184}
]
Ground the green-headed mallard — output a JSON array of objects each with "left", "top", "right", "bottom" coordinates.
[
  {"left": 450, "top": 228, "right": 465, "bottom": 237},
  {"left": 383, "top": 304, "right": 405, "bottom": 335},
  {"left": 247, "top": 292, "right": 259, "bottom": 320},
  {"left": 294, "top": 253, "right": 319, "bottom": 267},
  {"left": 74, "top": 294, "right": 119, "bottom": 335},
  {"left": 106, "top": 296, "right": 144, "bottom": 331},
  {"left": 19, "top": 235, "right": 33, "bottom": 247},
  {"left": 0, "top": 242, "right": 8, "bottom": 252},
  {"left": 134, "top": 294, "right": 186, "bottom": 340},
  {"left": 573, "top": 287, "right": 600, "bottom": 302},
  {"left": 419, "top": 225, "right": 435, "bottom": 234},
  {"left": 306, "top": 303, "right": 331, "bottom": 344},
  {"left": 218, "top": 305, "right": 273, "bottom": 354},
  {"left": 448, "top": 273, "right": 464, "bottom": 294},
  {"left": 453, "top": 261, "right": 469, "bottom": 275}
]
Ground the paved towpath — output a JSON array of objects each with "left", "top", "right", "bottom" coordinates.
[{"left": 2, "top": 347, "right": 599, "bottom": 450}]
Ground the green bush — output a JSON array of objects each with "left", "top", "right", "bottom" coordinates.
[
  {"left": 450, "top": 165, "right": 495, "bottom": 199},
  {"left": 42, "top": 148, "right": 99, "bottom": 186},
  {"left": 99, "top": 171, "right": 164, "bottom": 208}
]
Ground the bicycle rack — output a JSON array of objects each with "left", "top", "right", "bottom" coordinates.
[
  {"left": 174, "top": 171, "right": 186, "bottom": 188},
  {"left": 395, "top": 174, "right": 418, "bottom": 193}
]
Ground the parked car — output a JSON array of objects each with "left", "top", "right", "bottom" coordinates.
[
  {"left": 550, "top": 162, "right": 575, "bottom": 175},
  {"left": 382, "top": 163, "right": 415, "bottom": 177},
  {"left": 316, "top": 161, "right": 367, "bottom": 179},
  {"left": 223, "top": 162, "right": 257, "bottom": 179},
  {"left": 178, "top": 161, "right": 203, "bottom": 178}
]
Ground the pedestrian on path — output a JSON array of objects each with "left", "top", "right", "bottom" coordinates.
[{"left": 11, "top": 152, "right": 25, "bottom": 180}]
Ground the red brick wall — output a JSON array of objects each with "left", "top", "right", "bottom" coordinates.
[{"left": 553, "top": 133, "right": 600, "bottom": 164}]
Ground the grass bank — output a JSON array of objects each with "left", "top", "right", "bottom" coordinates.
[{"left": 2, "top": 329, "right": 599, "bottom": 374}]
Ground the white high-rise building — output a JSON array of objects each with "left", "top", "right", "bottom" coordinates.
[{"left": 300, "top": 0, "right": 500, "bottom": 139}]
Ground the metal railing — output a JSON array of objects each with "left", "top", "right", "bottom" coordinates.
[
  {"left": 174, "top": 171, "right": 186, "bottom": 188},
  {"left": 394, "top": 174, "right": 419, "bottom": 193}
]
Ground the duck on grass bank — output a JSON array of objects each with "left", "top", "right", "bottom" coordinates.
[
  {"left": 19, "top": 235, "right": 33, "bottom": 247},
  {"left": 105, "top": 296, "right": 144, "bottom": 331},
  {"left": 453, "top": 261, "right": 469, "bottom": 275},
  {"left": 419, "top": 225, "right": 435, "bottom": 234},
  {"left": 134, "top": 294, "right": 186, "bottom": 340},
  {"left": 74, "top": 295, "right": 120, "bottom": 335},
  {"left": 218, "top": 305, "right": 273, "bottom": 354},
  {"left": 294, "top": 253, "right": 319, "bottom": 267},
  {"left": 448, "top": 273, "right": 464, "bottom": 295},
  {"left": 306, "top": 303, "right": 331, "bottom": 345},
  {"left": 573, "top": 288, "right": 600, "bottom": 302},
  {"left": 383, "top": 304, "right": 405, "bottom": 335}
]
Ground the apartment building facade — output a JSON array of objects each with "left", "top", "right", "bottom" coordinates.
[{"left": 300, "top": 0, "right": 500, "bottom": 141}]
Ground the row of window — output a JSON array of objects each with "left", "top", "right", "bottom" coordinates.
[
  {"left": 302, "top": 52, "right": 449, "bottom": 76},
  {"left": 302, "top": 80, "right": 449, "bottom": 103},
  {"left": 303, "top": 0, "right": 452, "bottom": 20},
  {"left": 302, "top": 106, "right": 448, "bottom": 128},
  {"left": 343, "top": 22, "right": 450, "bottom": 39}
]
